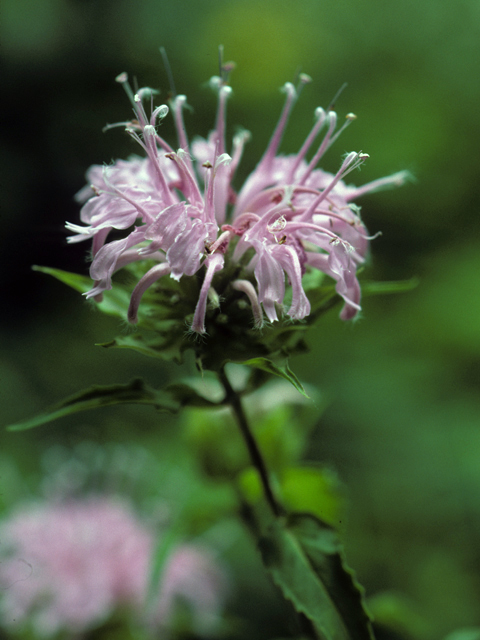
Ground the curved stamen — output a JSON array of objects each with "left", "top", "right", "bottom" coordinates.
[
  {"left": 286, "top": 107, "right": 327, "bottom": 182},
  {"left": 171, "top": 95, "right": 194, "bottom": 174},
  {"left": 297, "top": 111, "right": 337, "bottom": 185},
  {"left": 115, "top": 73, "right": 139, "bottom": 116},
  {"left": 203, "top": 147, "right": 231, "bottom": 225},
  {"left": 229, "top": 129, "right": 251, "bottom": 177},
  {"left": 213, "top": 83, "right": 232, "bottom": 156},
  {"left": 133, "top": 93, "right": 149, "bottom": 128},
  {"left": 232, "top": 280, "right": 264, "bottom": 328},
  {"left": 165, "top": 150, "right": 204, "bottom": 207},
  {"left": 285, "top": 221, "right": 348, "bottom": 243},
  {"left": 142, "top": 126, "right": 176, "bottom": 205},
  {"left": 258, "top": 82, "right": 297, "bottom": 172},
  {"left": 208, "top": 229, "right": 232, "bottom": 254},
  {"left": 300, "top": 152, "right": 369, "bottom": 218},
  {"left": 345, "top": 170, "right": 411, "bottom": 200},
  {"left": 191, "top": 253, "right": 224, "bottom": 334},
  {"left": 128, "top": 262, "right": 171, "bottom": 323},
  {"left": 150, "top": 104, "right": 169, "bottom": 128},
  {"left": 327, "top": 112, "right": 357, "bottom": 149}
]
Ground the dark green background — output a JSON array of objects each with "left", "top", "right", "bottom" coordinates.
[{"left": 1, "top": 1, "right": 480, "bottom": 638}]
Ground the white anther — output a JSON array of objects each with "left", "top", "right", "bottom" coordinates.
[
  {"left": 137, "top": 87, "right": 159, "bottom": 100},
  {"left": 174, "top": 94, "right": 187, "bottom": 106},
  {"left": 233, "top": 129, "right": 251, "bottom": 145},
  {"left": 143, "top": 124, "right": 156, "bottom": 137},
  {"left": 152, "top": 104, "right": 169, "bottom": 120},
  {"left": 209, "top": 76, "right": 222, "bottom": 90},
  {"left": 220, "top": 85, "right": 233, "bottom": 97},
  {"left": 215, "top": 153, "right": 232, "bottom": 169},
  {"left": 348, "top": 203, "right": 362, "bottom": 215},
  {"left": 281, "top": 82, "right": 296, "bottom": 98},
  {"left": 268, "top": 215, "right": 287, "bottom": 233},
  {"left": 115, "top": 72, "right": 128, "bottom": 83},
  {"left": 176, "top": 148, "right": 187, "bottom": 158},
  {"left": 299, "top": 73, "right": 312, "bottom": 84}
]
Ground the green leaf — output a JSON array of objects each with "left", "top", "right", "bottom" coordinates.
[
  {"left": 280, "top": 467, "right": 344, "bottom": 528},
  {"left": 287, "top": 514, "right": 373, "bottom": 640},
  {"left": 367, "top": 591, "right": 430, "bottom": 639},
  {"left": 362, "top": 277, "right": 419, "bottom": 296},
  {"left": 33, "top": 266, "right": 133, "bottom": 319},
  {"left": 98, "top": 327, "right": 186, "bottom": 364},
  {"left": 240, "top": 358, "right": 309, "bottom": 398},
  {"left": 444, "top": 630, "right": 480, "bottom": 640},
  {"left": 33, "top": 265, "right": 91, "bottom": 292},
  {"left": 6, "top": 378, "right": 180, "bottom": 431},
  {"left": 244, "top": 507, "right": 373, "bottom": 640},
  {"left": 165, "top": 383, "right": 220, "bottom": 408}
]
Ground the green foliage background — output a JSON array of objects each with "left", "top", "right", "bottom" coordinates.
[{"left": 1, "top": 1, "right": 480, "bottom": 638}]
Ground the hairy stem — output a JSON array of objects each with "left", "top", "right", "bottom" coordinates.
[{"left": 218, "top": 367, "right": 281, "bottom": 517}]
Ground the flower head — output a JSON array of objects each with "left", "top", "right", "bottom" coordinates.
[
  {"left": 67, "top": 65, "right": 407, "bottom": 339},
  {"left": 0, "top": 497, "right": 227, "bottom": 637}
]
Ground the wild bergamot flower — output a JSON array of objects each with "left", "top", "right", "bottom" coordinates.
[
  {"left": 67, "top": 67, "right": 407, "bottom": 337},
  {"left": 0, "top": 497, "right": 226, "bottom": 637}
]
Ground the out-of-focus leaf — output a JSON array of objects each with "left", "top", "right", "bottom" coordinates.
[
  {"left": 367, "top": 591, "right": 431, "bottom": 640},
  {"left": 240, "top": 358, "right": 309, "bottom": 398},
  {"left": 33, "top": 265, "right": 90, "bottom": 292},
  {"left": 444, "top": 629, "right": 480, "bottom": 640},
  {"left": 6, "top": 378, "right": 180, "bottom": 431},
  {"left": 280, "top": 467, "right": 344, "bottom": 528},
  {"left": 165, "top": 383, "right": 220, "bottom": 408},
  {"left": 98, "top": 327, "right": 186, "bottom": 364},
  {"left": 362, "top": 277, "right": 419, "bottom": 296},
  {"left": 244, "top": 506, "right": 374, "bottom": 640},
  {"left": 33, "top": 266, "right": 132, "bottom": 319},
  {"left": 238, "top": 467, "right": 263, "bottom": 504}
]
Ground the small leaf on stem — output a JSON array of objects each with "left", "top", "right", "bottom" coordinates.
[
  {"left": 243, "top": 506, "right": 374, "bottom": 640},
  {"left": 240, "top": 357, "right": 309, "bottom": 398}
]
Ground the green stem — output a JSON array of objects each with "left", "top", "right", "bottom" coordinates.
[{"left": 218, "top": 367, "right": 282, "bottom": 518}]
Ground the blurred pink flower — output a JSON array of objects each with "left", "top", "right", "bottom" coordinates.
[
  {"left": 0, "top": 498, "right": 226, "bottom": 637},
  {"left": 67, "top": 71, "right": 407, "bottom": 332}
]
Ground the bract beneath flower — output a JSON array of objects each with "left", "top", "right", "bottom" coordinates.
[{"left": 67, "top": 66, "right": 408, "bottom": 342}]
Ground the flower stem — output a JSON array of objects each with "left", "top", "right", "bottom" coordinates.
[{"left": 218, "top": 367, "right": 282, "bottom": 518}]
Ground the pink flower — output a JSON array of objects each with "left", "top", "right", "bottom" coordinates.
[
  {"left": 68, "top": 70, "right": 407, "bottom": 332},
  {"left": 0, "top": 498, "right": 226, "bottom": 637}
]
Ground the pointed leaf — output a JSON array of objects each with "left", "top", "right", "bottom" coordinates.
[
  {"left": 6, "top": 378, "right": 180, "bottom": 431},
  {"left": 240, "top": 358, "right": 309, "bottom": 398},
  {"left": 244, "top": 506, "right": 373, "bottom": 640},
  {"left": 33, "top": 265, "right": 91, "bottom": 293},
  {"left": 98, "top": 330, "right": 186, "bottom": 364},
  {"left": 287, "top": 513, "right": 374, "bottom": 640},
  {"left": 33, "top": 266, "right": 132, "bottom": 319}
]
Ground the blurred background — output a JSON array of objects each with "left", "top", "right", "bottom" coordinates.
[{"left": 1, "top": 0, "right": 480, "bottom": 638}]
